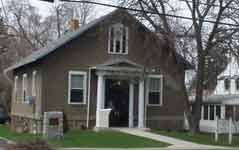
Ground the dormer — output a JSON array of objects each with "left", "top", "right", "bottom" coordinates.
[{"left": 108, "top": 23, "right": 129, "bottom": 55}]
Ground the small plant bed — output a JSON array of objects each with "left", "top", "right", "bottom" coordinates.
[
  {"left": 49, "top": 129, "right": 169, "bottom": 148},
  {"left": 153, "top": 129, "right": 239, "bottom": 147},
  {"left": 0, "top": 125, "right": 169, "bottom": 148}
]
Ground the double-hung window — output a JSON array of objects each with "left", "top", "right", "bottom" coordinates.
[
  {"left": 68, "top": 71, "right": 87, "bottom": 104},
  {"left": 224, "top": 78, "right": 230, "bottom": 91},
  {"left": 147, "top": 75, "right": 163, "bottom": 106},
  {"left": 22, "top": 73, "right": 28, "bottom": 103},
  {"left": 108, "top": 24, "right": 129, "bottom": 54}
]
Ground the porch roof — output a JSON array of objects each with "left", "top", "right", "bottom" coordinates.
[{"left": 189, "top": 94, "right": 239, "bottom": 105}]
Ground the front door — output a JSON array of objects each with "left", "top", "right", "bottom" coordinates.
[{"left": 105, "top": 79, "right": 129, "bottom": 127}]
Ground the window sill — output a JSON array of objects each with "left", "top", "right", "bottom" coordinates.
[{"left": 68, "top": 102, "right": 87, "bottom": 105}]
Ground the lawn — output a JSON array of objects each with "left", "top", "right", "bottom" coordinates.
[
  {"left": 0, "top": 125, "right": 169, "bottom": 148},
  {"left": 0, "top": 124, "right": 41, "bottom": 142},
  {"left": 153, "top": 129, "right": 239, "bottom": 147}
]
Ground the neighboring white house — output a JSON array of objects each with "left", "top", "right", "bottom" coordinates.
[{"left": 187, "top": 54, "right": 239, "bottom": 133}]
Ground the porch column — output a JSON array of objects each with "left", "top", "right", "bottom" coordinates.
[
  {"left": 201, "top": 105, "right": 204, "bottom": 120},
  {"left": 221, "top": 105, "right": 225, "bottom": 119},
  {"left": 129, "top": 81, "right": 134, "bottom": 128},
  {"left": 102, "top": 77, "right": 105, "bottom": 109},
  {"left": 96, "top": 73, "right": 105, "bottom": 127},
  {"left": 138, "top": 79, "right": 145, "bottom": 128}
]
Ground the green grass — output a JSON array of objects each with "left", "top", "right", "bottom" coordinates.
[
  {"left": 49, "top": 129, "right": 169, "bottom": 148},
  {"left": 0, "top": 125, "right": 169, "bottom": 148},
  {"left": 0, "top": 124, "right": 41, "bottom": 142},
  {"left": 153, "top": 129, "right": 239, "bottom": 147}
]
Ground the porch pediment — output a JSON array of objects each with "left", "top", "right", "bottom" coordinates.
[{"left": 95, "top": 58, "right": 143, "bottom": 72}]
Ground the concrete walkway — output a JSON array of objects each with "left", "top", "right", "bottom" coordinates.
[{"left": 114, "top": 128, "right": 231, "bottom": 149}]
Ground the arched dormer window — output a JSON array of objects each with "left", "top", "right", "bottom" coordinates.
[
  {"left": 224, "top": 78, "right": 230, "bottom": 91},
  {"left": 108, "top": 24, "right": 128, "bottom": 54},
  {"left": 236, "top": 78, "right": 239, "bottom": 90}
]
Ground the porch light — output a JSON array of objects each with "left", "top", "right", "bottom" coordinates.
[{"left": 117, "top": 81, "right": 121, "bottom": 86}]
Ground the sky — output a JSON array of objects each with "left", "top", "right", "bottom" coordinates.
[{"left": 29, "top": 0, "right": 115, "bottom": 18}]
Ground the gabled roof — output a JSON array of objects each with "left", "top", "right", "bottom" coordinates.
[
  {"left": 5, "top": 9, "right": 192, "bottom": 73},
  {"left": 4, "top": 9, "right": 117, "bottom": 73}
]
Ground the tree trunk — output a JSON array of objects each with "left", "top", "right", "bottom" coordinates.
[{"left": 191, "top": 48, "right": 205, "bottom": 133}]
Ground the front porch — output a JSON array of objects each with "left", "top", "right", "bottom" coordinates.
[
  {"left": 185, "top": 102, "right": 239, "bottom": 133},
  {"left": 94, "top": 59, "right": 146, "bottom": 129}
]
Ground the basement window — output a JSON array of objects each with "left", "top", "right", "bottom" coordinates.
[
  {"left": 108, "top": 24, "right": 128, "bottom": 54},
  {"left": 68, "top": 71, "right": 87, "bottom": 104}
]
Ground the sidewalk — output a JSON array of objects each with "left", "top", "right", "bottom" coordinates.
[{"left": 114, "top": 128, "right": 231, "bottom": 149}]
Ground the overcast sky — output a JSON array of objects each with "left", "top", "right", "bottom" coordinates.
[{"left": 29, "top": 0, "right": 115, "bottom": 18}]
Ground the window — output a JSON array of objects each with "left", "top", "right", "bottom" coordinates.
[
  {"left": 147, "top": 75, "right": 163, "bottom": 105},
  {"left": 203, "top": 105, "right": 208, "bottom": 120},
  {"left": 14, "top": 76, "right": 18, "bottom": 102},
  {"left": 236, "top": 78, "right": 239, "bottom": 90},
  {"left": 224, "top": 78, "right": 230, "bottom": 90},
  {"left": 209, "top": 105, "right": 215, "bottom": 120},
  {"left": 32, "top": 70, "right": 37, "bottom": 96},
  {"left": 68, "top": 71, "right": 87, "bottom": 104},
  {"left": 216, "top": 105, "right": 221, "bottom": 119},
  {"left": 108, "top": 24, "right": 128, "bottom": 54},
  {"left": 22, "top": 73, "right": 28, "bottom": 103}
]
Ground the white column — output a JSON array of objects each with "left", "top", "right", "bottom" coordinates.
[
  {"left": 138, "top": 79, "right": 145, "bottom": 128},
  {"left": 201, "top": 105, "right": 204, "bottom": 120},
  {"left": 129, "top": 81, "right": 134, "bottom": 128},
  {"left": 221, "top": 105, "right": 225, "bottom": 119},
  {"left": 214, "top": 105, "right": 217, "bottom": 120},
  {"left": 101, "top": 77, "right": 105, "bottom": 109},
  {"left": 96, "top": 73, "right": 104, "bottom": 127}
]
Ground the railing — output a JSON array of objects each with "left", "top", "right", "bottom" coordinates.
[{"left": 184, "top": 117, "right": 239, "bottom": 133}]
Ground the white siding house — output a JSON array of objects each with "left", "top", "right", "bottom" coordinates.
[{"left": 186, "top": 54, "right": 239, "bottom": 133}]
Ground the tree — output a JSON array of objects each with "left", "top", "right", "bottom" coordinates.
[
  {"left": 119, "top": 0, "right": 239, "bottom": 133},
  {"left": 48, "top": 1, "right": 95, "bottom": 38}
]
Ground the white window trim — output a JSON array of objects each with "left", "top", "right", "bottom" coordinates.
[
  {"left": 22, "top": 73, "right": 29, "bottom": 104},
  {"left": 14, "top": 76, "right": 18, "bottom": 103},
  {"left": 108, "top": 24, "right": 129, "bottom": 55},
  {"left": 32, "top": 70, "right": 37, "bottom": 97},
  {"left": 68, "top": 71, "right": 87, "bottom": 105},
  {"left": 147, "top": 74, "right": 163, "bottom": 106}
]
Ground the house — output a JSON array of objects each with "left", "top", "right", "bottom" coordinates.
[
  {"left": 187, "top": 54, "right": 239, "bottom": 133},
  {"left": 5, "top": 9, "right": 192, "bottom": 133}
]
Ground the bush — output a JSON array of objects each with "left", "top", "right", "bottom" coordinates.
[{"left": 6, "top": 140, "right": 54, "bottom": 150}]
